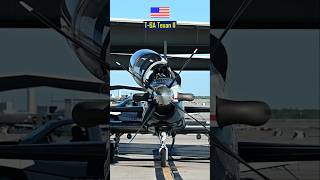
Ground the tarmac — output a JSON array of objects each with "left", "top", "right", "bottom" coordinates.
[
  {"left": 111, "top": 134, "right": 210, "bottom": 180},
  {"left": 110, "top": 118, "right": 320, "bottom": 180},
  {"left": 0, "top": 117, "right": 318, "bottom": 179}
]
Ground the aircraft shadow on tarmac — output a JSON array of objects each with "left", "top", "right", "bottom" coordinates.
[{"left": 117, "top": 143, "right": 209, "bottom": 160}]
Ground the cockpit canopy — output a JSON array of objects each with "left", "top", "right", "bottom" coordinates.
[
  {"left": 129, "top": 49, "right": 168, "bottom": 87},
  {"left": 61, "top": 0, "right": 109, "bottom": 82}
]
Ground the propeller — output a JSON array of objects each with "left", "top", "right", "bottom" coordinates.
[{"left": 20, "top": 2, "right": 268, "bottom": 179}]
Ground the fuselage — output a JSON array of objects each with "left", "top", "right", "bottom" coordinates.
[{"left": 128, "top": 49, "right": 186, "bottom": 134}]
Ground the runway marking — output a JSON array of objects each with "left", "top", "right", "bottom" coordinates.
[
  {"left": 153, "top": 150, "right": 166, "bottom": 180},
  {"left": 163, "top": 166, "right": 174, "bottom": 180},
  {"left": 168, "top": 160, "right": 183, "bottom": 180},
  {"left": 153, "top": 149, "right": 180, "bottom": 180}
]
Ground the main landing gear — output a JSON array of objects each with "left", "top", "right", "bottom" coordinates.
[{"left": 159, "top": 132, "right": 168, "bottom": 167}]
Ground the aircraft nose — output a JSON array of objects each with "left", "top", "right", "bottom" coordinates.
[{"left": 154, "top": 85, "right": 174, "bottom": 106}]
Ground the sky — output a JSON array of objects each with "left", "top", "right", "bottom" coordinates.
[{"left": 111, "top": 0, "right": 210, "bottom": 22}]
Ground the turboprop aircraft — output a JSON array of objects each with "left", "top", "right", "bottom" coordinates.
[{"left": 0, "top": 0, "right": 319, "bottom": 180}]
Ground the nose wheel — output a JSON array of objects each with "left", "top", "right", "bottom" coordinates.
[{"left": 159, "top": 132, "right": 168, "bottom": 167}]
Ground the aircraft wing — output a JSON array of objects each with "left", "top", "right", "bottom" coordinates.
[
  {"left": 110, "top": 106, "right": 209, "bottom": 113},
  {"left": 109, "top": 121, "right": 210, "bottom": 134},
  {"left": 110, "top": 19, "right": 209, "bottom": 54},
  {"left": 239, "top": 142, "right": 320, "bottom": 162},
  {"left": 109, "top": 105, "right": 210, "bottom": 134},
  {"left": 0, "top": 142, "right": 106, "bottom": 161},
  {"left": 0, "top": 74, "right": 105, "bottom": 93},
  {"left": 0, "top": 141, "right": 319, "bottom": 162},
  {"left": 0, "top": 75, "right": 144, "bottom": 93},
  {"left": 111, "top": 53, "right": 211, "bottom": 70}
]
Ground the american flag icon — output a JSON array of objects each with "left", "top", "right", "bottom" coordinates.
[{"left": 150, "top": 7, "right": 170, "bottom": 18}]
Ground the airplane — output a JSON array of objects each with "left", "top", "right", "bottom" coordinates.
[
  {"left": 0, "top": 0, "right": 319, "bottom": 180},
  {"left": 109, "top": 48, "right": 211, "bottom": 166}
]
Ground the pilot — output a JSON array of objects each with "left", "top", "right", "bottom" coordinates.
[
  {"left": 70, "top": 125, "right": 87, "bottom": 142},
  {"left": 148, "top": 65, "right": 171, "bottom": 82}
]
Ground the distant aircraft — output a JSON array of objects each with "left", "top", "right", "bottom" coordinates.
[{"left": 0, "top": 0, "right": 319, "bottom": 180}]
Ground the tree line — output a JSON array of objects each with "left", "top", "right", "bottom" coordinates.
[{"left": 271, "top": 109, "right": 319, "bottom": 119}]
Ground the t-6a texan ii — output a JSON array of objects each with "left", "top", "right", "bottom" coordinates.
[{"left": 0, "top": 0, "right": 319, "bottom": 180}]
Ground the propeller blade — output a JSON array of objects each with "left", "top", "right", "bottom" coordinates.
[
  {"left": 173, "top": 102, "right": 269, "bottom": 180},
  {"left": 168, "top": 49, "right": 198, "bottom": 88},
  {"left": 173, "top": 103, "right": 209, "bottom": 132},
  {"left": 210, "top": 136, "right": 269, "bottom": 180},
  {"left": 177, "top": 48, "right": 198, "bottom": 75},
  {"left": 0, "top": 75, "right": 106, "bottom": 93},
  {"left": 114, "top": 61, "right": 154, "bottom": 91},
  {"left": 210, "top": 0, "right": 253, "bottom": 80},
  {"left": 211, "top": 0, "right": 253, "bottom": 63},
  {"left": 164, "top": 40, "right": 167, "bottom": 60},
  {"left": 129, "top": 104, "right": 156, "bottom": 143},
  {"left": 110, "top": 85, "right": 144, "bottom": 91}
]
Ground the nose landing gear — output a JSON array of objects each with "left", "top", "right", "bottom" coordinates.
[{"left": 159, "top": 132, "right": 168, "bottom": 167}]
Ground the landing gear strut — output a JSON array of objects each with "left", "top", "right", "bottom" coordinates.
[
  {"left": 114, "top": 133, "right": 122, "bottom": 155},
  {"left": 112, "top": 133, "right": 125, "bottom": 163},
  {"left": 159, "top": 132, "right": 168, "bottom": 167}
]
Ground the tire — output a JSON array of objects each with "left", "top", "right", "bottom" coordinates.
[{"left": 160, "top": 148, "right": 167, "bottom": 167}]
